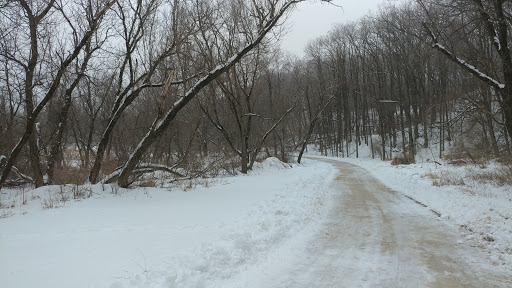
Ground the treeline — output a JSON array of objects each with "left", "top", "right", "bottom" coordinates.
[
  {"left": 1, "top": 0, "right": 511, "bottom": 189},
  {"left": 295, "top": 0, "right": 512, "bottom": 162}
]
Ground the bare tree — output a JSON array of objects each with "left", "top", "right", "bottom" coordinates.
[
  {"left": 0, "top": 0, "right": 115, "bottom": 189},
  {"left": 419, "top": 0, "right": 512, "bottom": 140},
  {"left": 112, "top": 0, "right": 307, "bottom": 187},
  {"left": 200, "top": 46, "right": 294, "bottom": 173},
  {"left": 292, "top": 57, "right": 334, "bottom": 163},
  {"left": 87, "top": 0, "right": 183, "bottom": 183}
]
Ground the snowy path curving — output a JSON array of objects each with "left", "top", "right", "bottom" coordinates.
[
  {"left": 261, "top": 159, "right": 511, "bottom": 288},
  {"left": 1, "top": 158, "right": 510, "bottom": 287}
]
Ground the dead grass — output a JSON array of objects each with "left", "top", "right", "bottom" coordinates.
[
  {"left": 423, "top": 171, "right": 440, "bottom": 180},
  {"left": 41, "top": 196, "right": 60, "bottom": 210},
  {"left": 496, "top": 154, "right": 512, "bottom": 167},
  {"left": 443, "top": 147, "right": 489, "bottom": 168},
  {"left": 37, "top": 184, "right": 93, "bottom": 210},
  {"left": 424, "top": 170, "right": 465, "bottom": 187},
  {"left": 52, "top": 166, "right": 90, "bottom": 185},
  {"left": 172, "top": 177, "right": 216, "bottom": 192},
  {"left": 0, "top": 210, "right": 14, "bottom": 219},
  {"left": 71, "top": 184, "right": 93, "bottom": 199},
  {"left": 467, "top": 167, "right": 512, "bottom": 187},
  {"left": 391, "top": 153, "right": 416, "bottom": 166},
  {"left": 424, "top": 163, "right": 512, "bottom": 189},
  {"left": 433, "top": 175, "right": 465, "bottom": 187},
  {"left": 99, "top": 159, "right": 124, "bottom": 179},
  {"left": 139, "top": 179, "right": 157, "bottom": 188}
]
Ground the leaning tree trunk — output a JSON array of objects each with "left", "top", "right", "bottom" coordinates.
[
  {"left": 116, "top": 0, "right": 302, "bottom": 188},
  {"left": 424, "top": 0, "right": 512, "bottom": 143},
  {"left": 297, "top": 117, "right": 319, "bottom": 164}
]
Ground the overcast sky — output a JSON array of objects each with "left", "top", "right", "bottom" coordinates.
[{"left": 280, "top": 0, "right": 391, "bottom": 57}]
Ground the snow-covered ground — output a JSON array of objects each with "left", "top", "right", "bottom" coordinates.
[
  {"left": 1, "top": 149, "right": 511, "bottom": 287},
  {"left": 0, "top": 158, "right": 337, "bottom": 288}
]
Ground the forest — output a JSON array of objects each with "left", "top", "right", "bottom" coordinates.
[{"left": 1, "top": 0, "right": 511, "bottom": 189}]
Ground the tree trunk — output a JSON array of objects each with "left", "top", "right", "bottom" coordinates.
[
  {"left": 47, "top": 95, "right": 72, "bottom": 185},
  {"left": 297, "top": 117, "right": 319, "bottom": 164}
]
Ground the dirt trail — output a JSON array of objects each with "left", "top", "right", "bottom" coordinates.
[{"left": 273, "top": 159, "right": 510, "bottom": 287}]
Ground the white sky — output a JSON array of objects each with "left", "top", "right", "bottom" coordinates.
[{"left": 281, "top": 0, "right": 392, "bottom": 57}]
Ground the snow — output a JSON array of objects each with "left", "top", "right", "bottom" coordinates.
[
  {"left": 494, "top": 35, "right": 501, "bottom": 50},
  {"left": 0, "top": 157, "right": 336, "bottom": 288},
  {"left": 377, "top": 99, "right": 398, "bottom": 104},
  {"left": 1, "top": 148, "right": 511, "bottom": 286}
]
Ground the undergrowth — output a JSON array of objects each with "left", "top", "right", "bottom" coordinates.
[
  {"left": 391, "top": 153, "right": 416, "bottom": 165},
  {"left": 424, "top": 163, "right": 512, "bottom": 189}
]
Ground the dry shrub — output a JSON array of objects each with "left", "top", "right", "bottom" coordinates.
[
  {"left": 497, "top": 155, "right": 512, "bottom": 167},
  {"left": 62, "top": 146, "right": 82, "bottom": 162},
  {"left": 173, "top": 177, "right": 215, "bottom": 192},
  {"left": 52, "top": 166, "right": 90, "bottom": 185},
  {"left": 468, "top": 167, "right": 512, "bottom": 187},
  {"left": 139, "top": 179, "right": 157, "bottom": 188},
  {"left": 444, "top": 145, "right": 489, "bottom": 168},
  {"left": 1, "top": 210, "right": 14, "bottom": 219},
  {"left": 54, "top": 158, "right": 125, "bottom": 185},
  {"left": 184, "top": 180, "right": 194, "bottom": 191},
  {"left": 423, "top": 171, "right": 440, "bottom": 180},
  {"left": 432, "top": 171, "right": 465, "bottom": 187},
  {"left": 41, "top": 197, "right": 60, "bottom": 210},
  {"left": 71, "top": 184, "right": 93, "bottom": 199},
  {"left": 448, "top": 159, "right": 468, "bottom": 166},
  {"left": 483, "top": 235, "right": 495, "bottom": 242},
  {"left": 391, "top": 153, "right": 416, "bottom": 166},
  {"left": 172, "top": 179, "right": 195, "bottom": 191},
  {"left": 214, "top": 156, "right": 240, "bottom": 176},
  {"left": 100, "top": 159, "right": 124, "bottom": 178}
]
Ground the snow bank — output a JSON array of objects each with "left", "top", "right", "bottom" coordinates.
[
  {"left": 0, "top": 159, "right": 336, "bottom": 288},
  {"left": 252, "top": 156, "right": 292, "bottom": 171}
]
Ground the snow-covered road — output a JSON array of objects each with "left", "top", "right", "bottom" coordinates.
[{"left": 262, "top": 159, "right": 511, "bottom": 287}]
